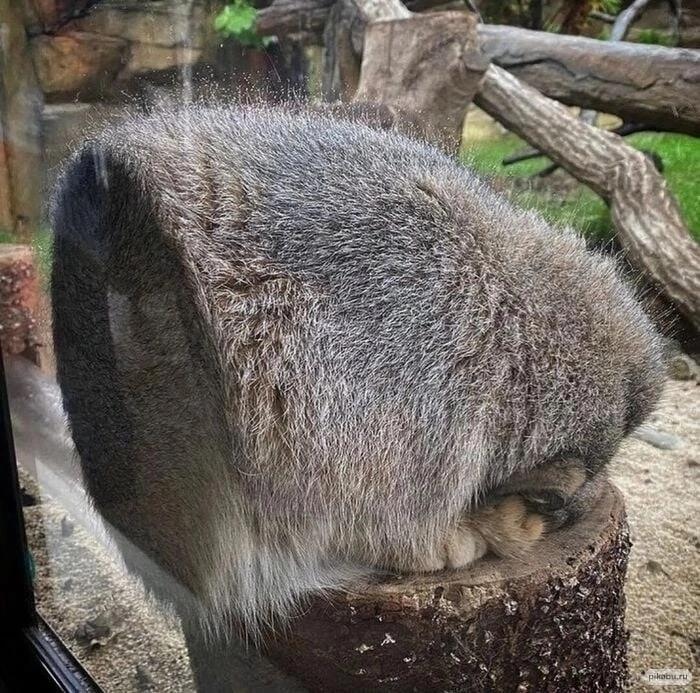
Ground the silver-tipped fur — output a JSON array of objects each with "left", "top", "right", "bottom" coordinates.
[{"left": 50, "top": 104, "right": 665, "bottom": 638}]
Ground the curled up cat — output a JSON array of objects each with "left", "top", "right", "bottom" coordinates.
[{"left": 50, "top": 105, "right": 665, "bottom": 643}]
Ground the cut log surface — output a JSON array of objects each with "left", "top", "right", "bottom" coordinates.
[
  {"left": 0, "top": 244, "right": 40, "bottom": 358},
  {"left": 264, "top": 482, "right": 630, "bottom": 693},
  {"left": 257, "top": 0, "right": 700, "bottom": 136},
  {"left": 354, "top": 13, "right": 489, "bottom": 151}
]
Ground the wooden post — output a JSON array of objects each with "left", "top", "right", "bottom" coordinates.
[
  {"left": 264, "top": 483, "right": 630, "bottom": 692},
  {"left": 0, "top": 0, "right": 44, "bottom": 240}
]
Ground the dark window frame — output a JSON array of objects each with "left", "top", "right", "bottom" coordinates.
[{"left": 0, "top": 348, "right": 101, "bottom": 692}]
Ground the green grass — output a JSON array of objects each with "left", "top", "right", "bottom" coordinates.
[
  {"left": 627, "top": 132, "right": 700, "bottom": 241},
  {"left": 32, "top": 228, "right": 53, "bottom": 284},
  {"left": 462, "top": 134, "right": 612, "bottom": 242},
  {"left": 462, "top": 131, "right": 700, "bottom": 244}
]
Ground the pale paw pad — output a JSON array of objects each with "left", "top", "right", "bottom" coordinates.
[{"left": 473, "top": 496, "right": 546, "bottom": 559}]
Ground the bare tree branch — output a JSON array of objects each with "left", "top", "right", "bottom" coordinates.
[
  {"left": 475, "top": 66, "right": 700, "bottom": 330},
  {"left": 610, "top": 0, "right": 654, "bottom": 41}
]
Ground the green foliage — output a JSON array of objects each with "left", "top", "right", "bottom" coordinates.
[
  {"left": 481, "top": 1, "right": 623, "bottom": 32},
  {"left": 214, "top": 0, "right": 274, "bottom": 49},
  {"left": 461, "top": 135, "right": 612, "bottom": 243},
  {"left": 598, "top": 0, "right": 621, "bottom": 13},
  {"left": 479, "top": 1, "right": 523, "bottom": 24},
  {"left": 32, "top": 228, "right": 53, "bottom": 285},
  {"left": 462, "top": 131, "right": 700, "bottom": 245},
  {"left": 634, "top": 28, "right": 673, "bottom": 46}
]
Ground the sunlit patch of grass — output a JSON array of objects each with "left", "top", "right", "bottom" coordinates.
[
  {"left": 461, "top": 131, "right": 700, "bottom": 244},
  {"left": 626, "top": 132, "right": 700, "bottom": 242},
  {"left": 461, "top": 134, "right": 612, "bottom": 242}
]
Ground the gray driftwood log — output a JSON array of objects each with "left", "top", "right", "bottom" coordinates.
[
  {"left": 264, "top": 483, "right": 630, "bottom": 692},
  {"left": 477, "top": 24, "right": 700, "bottom": 137},
  {"left": 475, "top": 65, "right": 700, "bottom": 333},
  {"left": 256, "top": 1, "right": 700, "bottom": 137}
]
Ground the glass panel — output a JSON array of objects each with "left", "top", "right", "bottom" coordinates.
[
  {"left": 3, "top": 2, "right": 697, "bottom": 692},
  {"left": 10, "top": 353, "right": 196, "bottom": 690},
  {"left": 2, "top": 2, "right": 309, "bottom": 690}
]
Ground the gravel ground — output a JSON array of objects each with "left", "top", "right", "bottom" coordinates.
[
  {"left": 21, "top": 471, "right": 195, "bottom": 692},
  {"left": 14, "top": 369, "right": 699, "bottom": 692}
]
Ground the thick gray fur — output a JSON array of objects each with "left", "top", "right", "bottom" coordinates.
[{"left": 50, "top": 105, "right": 665, "bottom": 638}]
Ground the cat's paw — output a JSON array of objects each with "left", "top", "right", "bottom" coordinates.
[
  {"left": 439, "top": 526, "right": 488, "bottom": 570},
  {"left": 470, "top": 496, "right": 546, "bottom": 559},
  {"left": 400, "top": 525, "right": 489, "bottom": 572},
  {"left": 387, "top": 497, "right": 545, "bottom": 574}
]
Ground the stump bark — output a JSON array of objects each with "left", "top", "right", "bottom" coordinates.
[
  {"left": 0, "top": 245, "right": 45, "bottom": 366},
  {"left": 353, "top": 12, "right": 488, "bottom": 152},
  {"left": 264, "top": 482, "right": 630, "bottom": 692}
]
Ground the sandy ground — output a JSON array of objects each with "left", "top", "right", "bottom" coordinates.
[
  {"left": 612, "top": 377, "right": 699, "bottom": 689},
  {"left": 21, "top": 475, "right": 195, "bottom": 692},
  {"left": 10, "top": 358, "right": 699, "bottom": 692}
]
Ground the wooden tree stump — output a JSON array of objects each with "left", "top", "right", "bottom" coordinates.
[
  {"left": 0, "top": 244, "right": 53, "bottom": 372},
  {"left": 0, "top": 245, "right": 41, "bottom": 361},
  {"left": 264, "top": 482, "right": 630, "bottom": 692},
  {"left": 353, "top": 12, "right": 489, "bottom": 152}
]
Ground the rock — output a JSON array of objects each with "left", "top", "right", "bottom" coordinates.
[
  {"left": 21, "top": 488, "right": 38, "bottom": 507},
  {"left": 75, "top": 615, "right": 112, "bottom": 646},
  {"left": 0, "top": 0, "right": 44, "bottom": 238},
  {"left": 121, "top": 43, "right": 203, "bottom": 81},
  {"left": 74, "top": 610, "right": 123, "bottom": 649},
  {"left": 28, "top": 2, "right": 218, "bottom": 102},
  {"left": 644, "top": 559, "right": 671, "bottom": 579},
  {"left": 135, "top": 663, "right": 155, "bottom": 690},
  {"left": 24, "top": 0, "right": 81, "bottom": 33},
  {"left": 30, "top": 32, "right": 129, "bottom": 101},
  {"left": 70, "top": 2, "right": 208, "bottom": 49},
  {"left": 61, "top": 515, "right": 75, "bottom": 537},
  {"left": 632, "top": 425, "right": 684, "bottom": 451},
  {"left": 668, "top": 353, "right": 700, "bottom": 381}
]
